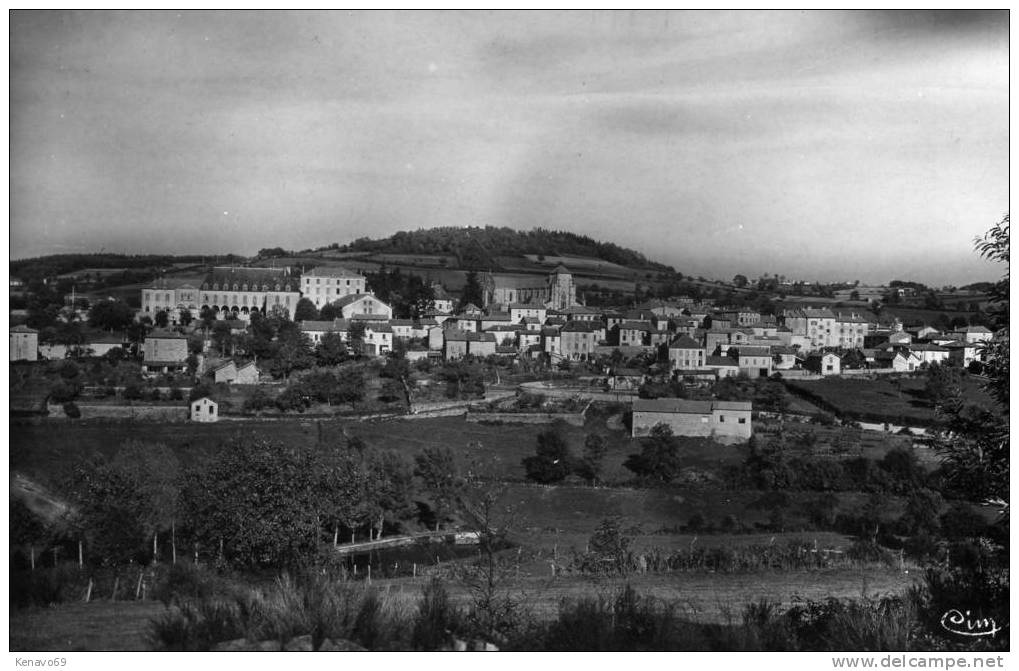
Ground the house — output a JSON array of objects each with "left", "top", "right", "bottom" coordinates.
[
  {"left": 668, "top": 335, "right": 705, "bottom": 371},
  {"left": 805, "top": 352, "right": 842, "bottom": 376},
  {"left": 833, "top": 312, "right": 871, "bottom": 349},
  {"left": 83, "top": 333, "right": 127, "bottom": 357},
  {"left": 607, "top": 368, "right": 646, "bottom": 390},
  {"left": 617, "top": 321, "right": 650, "bottom": 347},
  {"left": 332, "top": 293, "right": 393, "bottom": 320},
  {"left": 555, "top": 305, "right": 603, "bottom": 322},
  {"left": 210, "top": 360, "right": 259, "bottom": 384},
  {"left": 479, "top": 313, "right": 513, "bottom": 331},
  {"left": 234, "top": 361, "right": 259, "bottom": 384},
  {"left": 190, "top": 397, "right": 218, "bottom": 423},
  {"left": 142, "top": 330, "right": 189, "bottom": 374},
  {"left": 560, "top": 321, "right": 602, "bottom": 360},
  {"left": 888, "top": 331, "right": 912, "bottom": 346},
  {"left": 949, "top": 325, "right": 993, "bottom": 344},
  {"left": 771, "top": 346, "right": 799, "bottom": 370},
  {"left": 631, "top": 398, "right": 752, "bottom": 442},
  {"left": 364, "top": 324, "right": 394, "bottom": 355},
  {"left": 211, "top": 360, "right": 238, "bottom": 384},
  {"left": 508, "top": 304, "right": 547, "bottom": 324},
  {"left": 300, "top": 318, "right": 350, "bottom": 345},
  {"left": 737, "top": 346, "right": 773, "bottom": 378},
  {"left": 443, "top": 330, "right": 496, "bottom": 360},
  {"left": 9, "top": 325, "right": 38, "bottom": 361},
  {"left": 430, "top": 284, "right": 456, "bottom": 313},
  {"left": 783, "top": 308, "right": 837, "bottom": 352},
  {"left": 541, "top": 327, "right": 562, "bottom": 360},
  {"left": 943, "top": 341, "right": 981, "bottom": 368},
  {"left": 874, "top": 350, "right": 922, "bottom": 372},
  {"left": 705, "top": 355, "right": 740, "bottom": 379},
  {"left": 301, "top": 266, "right": 366, "bottom": 308},
  {"left": 909, "top": 343, "right": 951, "bottom": 366},
  {"left": 389, "top": 319, "right": 417, "bottom": 340}
]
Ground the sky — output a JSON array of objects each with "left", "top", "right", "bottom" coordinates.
[{"left": 9, "top": 10, "right": 1009, "bottom": 286}]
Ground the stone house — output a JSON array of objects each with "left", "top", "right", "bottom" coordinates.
[
  {"left": 668, "top": 335, "right": 705, "bottom": 371},
  {"left": 560, "top": 321, "right": 602, "bottom": 360},
  {"left": 300, "top": 318, "right": 350, "bottom": 345},
  {"left": 617, "top": 321, "right": 650, "bottom": 347},
  {"left": 737, "top": 346, "right": 773, "bottom": 378},
  {"left": 631, "top": 398, "right": 752, "bottom": 442},
  {"left": 705, "top": 355, "right": 740, "bottom": 379}
]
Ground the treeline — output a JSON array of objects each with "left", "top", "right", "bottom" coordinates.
[
  {"left": 329, "top": 226, "right": 674, "bottom": 272},
  {"left": 10, "top": 436, "right": 473, "bottom": 572},
  {"left": 10, "top": 253, "right": 233, "bottom": 284}
]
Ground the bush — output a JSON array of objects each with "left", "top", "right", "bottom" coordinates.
[
  {"left": 62, "top": 401, "right": 81, "bottom": 418},
  {"left": 411, "top": 579, "right": 462, "bottom": 650}
]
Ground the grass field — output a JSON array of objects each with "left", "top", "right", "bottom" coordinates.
[
  {"left": 784, "top": 376, "right": 996, "bottom": 427},
  {"left": 9, "top": 567, "right": 918, "bottom": 651}
]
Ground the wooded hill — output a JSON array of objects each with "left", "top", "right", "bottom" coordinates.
[{"left": 312, "top": 226, "right": 676, "bottom": 274}]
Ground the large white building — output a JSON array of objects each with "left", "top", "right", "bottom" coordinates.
[
  {"left": 141, "top": 267, "right": 301, "bottom": 322},
  {"left": 301, "top": 266, "right": 366, "bottom": 309}
]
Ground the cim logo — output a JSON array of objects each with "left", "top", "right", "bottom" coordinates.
[{"left": 940, "top": 609, "right": 1004, "bottom": 638}]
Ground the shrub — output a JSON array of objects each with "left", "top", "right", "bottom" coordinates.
[
  {"left": 62, "top": 401, "right": 81, "bottom": 419},
  {"left": 411, "top": 579, "right": 461, "bottom": 650}
]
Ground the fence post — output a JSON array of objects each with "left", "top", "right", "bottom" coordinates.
[
  {"left": 413, "top": 563, "right": 416, "bottom": 578},
  {"left": 78, "top": 541, "right": 83, "bottom": 569},
  {"left": 30, "top": 546, "right": 35, "bottom": 571},
  {"left": 367, "top": 564, "right": 371, "bottom": 583},
  {"left": 84, "top": 578, "right": 93, "bottom": 603}
]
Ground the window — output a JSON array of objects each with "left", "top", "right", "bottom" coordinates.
[
  {"left": 719, "top": 415, "right": 725, "bottom": 423},
  {"left": 738, "top": 418, "right": 747, "bottom": 424}
]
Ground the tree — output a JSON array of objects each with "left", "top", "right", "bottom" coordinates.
[
  {"left": 574, "top": 433, "right": 607, "bottom": 484},
  {"left": 522, "top": 427, "right": 573, "bottom": 484},
  {"left": 732, "top": 274, "right": 748, "bottom": 288},
  {"left": 319, "top": 303, "right": 342, "bottom": 321},
  {"left": 178, "top": 309, "right": 193, "bottom": 327},
  {"left": 334, "top": 368, "right": 366, "bottom": 408},
  {"left": 65, "top": 455, "right": 153, "bottom": 566},
  {"left": 459, "top": 270, "right": 484, "bottom": 309},
  {"left": 623, "top": 423, "right": 683, "bottom": 482},
  {"left": 937, "top": 214, "right": 1008, "bottom": 507},
  {"left": 89, "top": 299, "right": 135, "bottom": 332},
  {"left": 293, "top": 297, "right": 319, "bottom": 322},
  {"left": 316, "top": 332, "right": 350, "bottom": 366},
  {"left": 154, "top": 310, "right": 169, "bottom": 328},
  {"left": 348, "top": 321, "right": 367, "bottom": 356},
  {"left": 924, "top": 361, "right": 962, "bottom": 405},
  {"left": 270, "top": 330, "right": 314, "bottom": 379},
  {"left": 414, "top": 447, "right": 464, "bottom": 530},
  {"left": 181, "top": 438, "right": 322, "bottom": 568},
  {"left": 362, "top": 449, "right": 418, "bottom": 540}
]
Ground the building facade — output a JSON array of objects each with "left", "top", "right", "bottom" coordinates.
[
  {"left": 631, "top": 398, "right": 752, "bottom": 442},
  {"left": 301, "top": 266, "right": 366, "bottom": 308},
  {"left": 483, "top": 264, "right": 576, "bottom": 310}
]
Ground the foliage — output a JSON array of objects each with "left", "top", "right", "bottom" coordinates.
[
  {"left": 65, "top": 455, "right": 153, "bottom": 565},
  {"left": 459, "top": 270, "right": 485, "bottom": 308},
  {"left": 293, "top": 297, "right": 319, "bottom": 322},
  {"left": 88, "top": 299, "right": 135, "bottom": 332},
  {"left": 315, "top": 332, "right": 351, "bottom": 366},
  {"left": 181, "top": 438, "right": 323, "bottom": 568},
  {"left": 574, "top": 433, "right": 608, "bottom": 484},
  {"left": 522, "top": 427, "right": 574, "bottom": 484},
  {"left": 623, "top": 423, "right": 683, "bottom": 483},
  {"left": 414, "top": 447, "right": 464, "bottom": 530}
]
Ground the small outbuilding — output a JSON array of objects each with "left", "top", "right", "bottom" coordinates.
[{"left": 190, "top": 397, "right": 218, "bottom": 423}]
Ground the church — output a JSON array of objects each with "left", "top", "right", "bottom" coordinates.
[{"left": 482, "top": 264, "right": 576, "bottom": 311}]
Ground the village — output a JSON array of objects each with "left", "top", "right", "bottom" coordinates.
[{"left": 9, "top": 258, "right": 996, "bottom": 438}]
